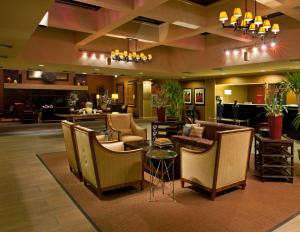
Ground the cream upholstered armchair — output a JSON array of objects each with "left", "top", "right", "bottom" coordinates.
[
  {"left": 107, "top": 113, "right": 147, "bottom": 142},
  {"left": 181, "top": 128, "right": 253, "bottom": 200},
  {"left": 61, "top": 120, "right": 82, "bottom": 180},
  {"left": 74, "top": 125, "right": 144, "bottom": 199}
]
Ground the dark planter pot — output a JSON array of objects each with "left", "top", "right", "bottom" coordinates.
[
  {"left": 268, "top": 115, "right": 283, "bottom": 140},
  {"left": 157, "top": 107, "right": 165, "bottom": 122}
]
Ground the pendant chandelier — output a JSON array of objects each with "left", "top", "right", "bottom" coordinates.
[
  {"left": 219, "top": 0, "right": 280, "bottom": 39},
  {"left": 111, "top": 38, "right": 152, "bottom": 63}
]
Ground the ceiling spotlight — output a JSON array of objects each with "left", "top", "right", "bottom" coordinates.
[
  {"left": 270, "top": 42, "right": 276, "bottom": 47},
  {"left": 114, "top": 74, "right": 118, "bottom": 78},
  {"left": 38, "top": 64, "right": 44, "bottom": 67},
  {"left": 225, "top": 50, "right": 230, "bottom": 55},
  {"left": 261, "top": 44, "right": 267, "bottom": 50},
  {"left": 252, "top": 46, "right": 258, "bottom": 52},
  {"left": 82, "top": 72, "right": 87, "bottom": 75},
  {"left": 233, "top": 50, "right": 239, "bottom": 55},
  {"left": 82, "top": 52, "right": 88, "bottom": 59}
]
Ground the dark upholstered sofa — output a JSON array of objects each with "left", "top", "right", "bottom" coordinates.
[{"left": 172, "top": 120, "right": 245, "bottom": 149}]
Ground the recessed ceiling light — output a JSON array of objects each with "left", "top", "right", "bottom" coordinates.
[
  {"left": 38, "top": 64, "right": 44, "bottom": 67},
  {"left": 172, "top": 21, "right": 200, "bottom": 29},
  {"left": 114, "top": 74, "right": 118, "bottom": 78},
  {"left": 82, "top": 72, "right": 87, "bottom": 75}
]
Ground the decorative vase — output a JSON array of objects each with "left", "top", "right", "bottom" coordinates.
[
  {"left": 268, "top": 115, "right": 283, "bottom": 139},
  {"left": 157, "top": 107, "right": 165, "bottom": 122}
]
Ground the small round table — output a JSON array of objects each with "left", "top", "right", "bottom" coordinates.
[{"left": 146, "top": 149, "right": 178, "bottom": 201}]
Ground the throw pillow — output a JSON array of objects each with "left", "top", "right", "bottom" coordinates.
[
  {"left": 189, "top": 126, "right": 204, "bottom": 138},
  {"left": 102, "top": 141, "right": 124, "bottom": 151},
  {"left": 183, "top": 125, "right": 192, "bottom": 136}
]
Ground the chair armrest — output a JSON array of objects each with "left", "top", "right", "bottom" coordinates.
[{"left": 132, "top": 124, "right": 147, "bottom": 139}]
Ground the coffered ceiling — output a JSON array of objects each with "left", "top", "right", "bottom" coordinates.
[{"left": 1, "top": 0, "right": 300, "bottom": 79}]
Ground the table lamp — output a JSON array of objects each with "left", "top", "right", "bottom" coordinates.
[{"left": 111, "top": 93, "right": 119, "bottom": 104}]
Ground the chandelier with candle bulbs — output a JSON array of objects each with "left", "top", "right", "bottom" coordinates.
[
  {"left": 111, "top": 38, "right": 152, "bottom": 63},
  {"left": 219, "top": 0, "right": 280, "bottom": 39}
]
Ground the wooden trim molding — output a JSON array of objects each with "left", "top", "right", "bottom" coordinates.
[{"left": 4, "top": 83, "right": 88, "bottom": 91}]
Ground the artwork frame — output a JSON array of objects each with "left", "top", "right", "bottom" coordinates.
[
  {"left": 183, "top": 88, "right": 192, "bottom": 104},
  {"left": 116, "top": 83, "right": 124, "bottom": 104},
  {"left": 194, "top": 88, "right": 205, "bottom": 105},
  {"left": 127, "top": 81, "right": 136, "bottom": 106}
]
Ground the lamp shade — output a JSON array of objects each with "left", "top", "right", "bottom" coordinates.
[
  {"left": 240, "top": 20, "right": 247, "bottom": 27},
  {"left": 230, "top": 16, "right": 237, "bottom": 25},
  {"left": 96, "top": 94, "right": 100, "bottom": 99},
  {"left": 219, "top": 11, "right": 228, "bottom": 22},
  {"left": 271, "top": 23, "right": 280, "bottom": 33},
  {"left": 111, "top": 93, "right": 119, "bottom": 100},
  {"left": 233, "top": 8, "right": 242, "bottom": 18},
  {"left": 258, "top": 27, "right": 266, "bottom": 34},
  {"left": 254, "top": 16, "right": 263, "bottom": 25},
  {"left": 249, "top": 23, "right": 256, "bottom": 31},
  {"left": 244, "top": 11, "right": 253, "bottom": 22},
  {"left": 263, "top": 19, "right": 271, "bottom": 29}
]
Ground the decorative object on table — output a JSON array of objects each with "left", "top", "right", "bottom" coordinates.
[
  {"left": 183, "top": 88, "right": 192, "bottom": 104},
  {"left": 85, "top": 101, "right": 93, "bottom": 114},
  {"left": 154, "top": 138, "right": 173, "bottom": 148},
  {"left": 41, "top": 72, "right": 56, "bottom": 83},
  {"left": 264, "top": 83, "right": 287, "bottom": 139},
  {"left": 219, "top": 0, "right": 280, "bottom": 41},
  {"left": 4, "top": 69, "right": 21, "bottom": 83},
  {"left": 116, "top": 83, "right": 124, "bottom": 104},
  {"left": 194, "top": 88, "right": 205, "bottom": 105},
  {"left": 127, "top": 81, "right": 136, "bottom": 106},
  {"left": 162, "top": 80, "right": 183, "bottom": 121}
]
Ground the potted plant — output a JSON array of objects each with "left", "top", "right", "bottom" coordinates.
[
  {"left": 161, "top": 80, "right": 183, "bottom": 121},
  {"left": 152, "top": 95, "right": 166, "bottom": 122},
  {"left": 264, "top": 83, "right": 287, "bottom": 139}
]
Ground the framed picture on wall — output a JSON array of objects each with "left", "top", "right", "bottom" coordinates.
[
  {"left": 116, "top": 83, "right": 124, "bottom": 104},
  {"left": 183, "top": 88, "right": 192, "bottom": 104},
  {"left": 194, "top": 88, "right": 205, "bottom": 105},
  {"left": 127, "top": 81, "right": 136, "bottom": 106}
]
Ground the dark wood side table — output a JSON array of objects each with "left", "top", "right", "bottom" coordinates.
[
  {"left": 254, "top": 134, "right": 294, "bottom": 183},
  {"left": 151, "top": 121, "right": 184, "bottom": 142}
]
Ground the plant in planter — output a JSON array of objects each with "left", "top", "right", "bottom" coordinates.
[
  {"left": 161, "top": 80, "right": 183, "bottom": 121},
  {"left": 152, "top": 95, "right": 167, "bottom": 122},
  {"left": 264, "top": 83, "right": 287, "bottom": 139},
  {"left": 279, "top": 72, "right": 300, "bottom": 129}
]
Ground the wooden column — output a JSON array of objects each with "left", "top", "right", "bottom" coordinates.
[
  {"left": 204, "top": 78, "right": 216, "bottom": 120},
  {"left": 0, "top": 69, "right": 4, "bottom": 111}
]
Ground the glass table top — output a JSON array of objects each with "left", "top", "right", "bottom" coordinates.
[{"left": 146, "top": 149, "right": 178, "bottom": 160}]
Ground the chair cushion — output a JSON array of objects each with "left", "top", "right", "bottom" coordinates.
[
  {"left": 102, "top": 142, "right": 124, "bottom": 151},
  {"left": 96, "top": 134, "right": 106, "bottom": 142},
  {"left": 189, "top": 126, "right": 204, "bottom": 138},
  {"left": 121, "top": 135, "right": 145, "bottom": 143}
]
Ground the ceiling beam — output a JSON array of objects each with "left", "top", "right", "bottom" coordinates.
[
  {"left": 76, "top": 0, "right": 168, "bottom": 47},
  {"left": 78, "top": 0, "right": 134, "bottom": 11}
]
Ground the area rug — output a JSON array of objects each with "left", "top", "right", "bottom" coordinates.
[{"left": 37, "top": 152, "right": 300, "bottom": 232}]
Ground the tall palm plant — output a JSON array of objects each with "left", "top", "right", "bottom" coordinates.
[
  {"left": 280, "top": 72, "right": 300, "bottom": 129},
  {"left": 161, "top": 80, "right": 183, "bottom": 117}
]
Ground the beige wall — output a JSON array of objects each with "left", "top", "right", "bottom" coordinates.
[{"left": 215, "top": 85, "right": 248, "bottom": 104}]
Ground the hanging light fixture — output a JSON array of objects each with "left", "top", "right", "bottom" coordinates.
[
  {"left": 111, "top": 38, "right": 152, "bottom": 63},
  {"left": 219, "top": 0, "right": 280, "bottom": 40}
]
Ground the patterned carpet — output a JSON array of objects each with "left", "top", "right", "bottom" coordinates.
[{"left": 38, "top": 151, "right": 300, "bottom": 232}]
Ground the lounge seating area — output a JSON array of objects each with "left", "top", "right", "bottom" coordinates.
[{"left": 2, "top": 1, "right": 300, "bottom": 231}]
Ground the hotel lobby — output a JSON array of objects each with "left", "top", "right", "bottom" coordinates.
[{"left": 1, "top": 0, "right": 300, "bottom": 231}]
